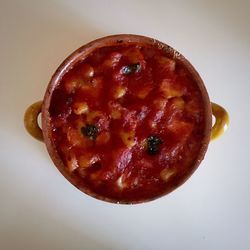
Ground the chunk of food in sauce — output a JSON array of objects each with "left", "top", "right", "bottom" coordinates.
[
  {"left": 159, "top": 79, "right": 185, "bottom": 98},
  {"left": 66, "top": 153, "right": 79, "bottom": 172},
  {"left": 73, "top": 101, "right": 89, "bottom": 115},
  {"left": 49, "top": 43, "right": 206, "bottom": 203},
  {"left": 78, "top": 153, "right": 100, "bottom": 169},
  {"left": 156, "top": 56, "right": 176, "bottom": 72},
  {"left": 120, "top": 130, "right": 136, "bottom": 148},
  {"left": 112, "top": 85, "right": 127, "bottom": 99},
  {"left": 103, "top": 52, "right": 122, "bottom": 68}
]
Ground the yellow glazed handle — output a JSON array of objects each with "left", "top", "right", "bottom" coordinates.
[
  {"left": 211, "top": 102, "right": 229, "bottom": 140},
  {"left": 24, "top": 101, "right": 44, "bottom": 141}
]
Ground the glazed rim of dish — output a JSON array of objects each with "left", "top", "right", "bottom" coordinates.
[{"left": 42, "top": 34, "right": 212, "bottom": 204}]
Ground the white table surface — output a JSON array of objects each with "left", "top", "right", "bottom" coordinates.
[{"left": 1, "top": 0, "right": 250, "bottom": 249}]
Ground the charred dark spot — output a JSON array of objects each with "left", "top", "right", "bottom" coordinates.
[
  {"left": 81, "top": 124, "right": 98, "bottom": 140},
  {"left": 66, "top": 96, "right": 73, "bottom": 105},
  {"left": 122, "top": 63, "right": 141, "bottom": 75},
  {"left": 147, "top": 135, "right": 163, "bottom": 155}
]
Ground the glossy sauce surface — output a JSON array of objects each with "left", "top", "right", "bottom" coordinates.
[{"left": 49, "top": 43, "right": 206, "bottom": 202}]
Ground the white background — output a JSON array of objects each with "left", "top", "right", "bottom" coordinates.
[{"left": 1, "top": 0, "right": 249, "bottom": 249}]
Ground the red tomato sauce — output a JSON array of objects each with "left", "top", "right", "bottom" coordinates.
[{"left": 49, "top": 44, "right": 206, "bottom": 202}]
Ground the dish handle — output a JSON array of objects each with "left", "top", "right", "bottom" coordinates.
[
  {"left": 24, "top": 101, "right": 44, "bottom": 141},
  {"left": 211, "top": 102, "right": 229, "bottom": 140}
]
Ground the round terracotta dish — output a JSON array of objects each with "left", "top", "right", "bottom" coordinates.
[{"left": 24, "top": 34, "right": 229, "bottom": 204}]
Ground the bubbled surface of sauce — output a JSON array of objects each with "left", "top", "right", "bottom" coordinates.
[{"left": 49, "top": 44, "right": 206, "bottom": 203}]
